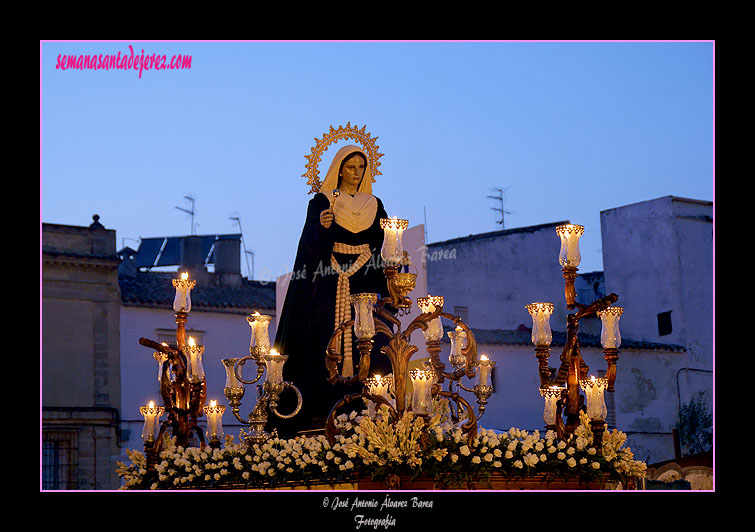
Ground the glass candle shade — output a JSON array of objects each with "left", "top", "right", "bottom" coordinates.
[
  {"left": 365, "top": 374, "right": 393, "bottom": 417},
  {"left": 417, "top": 295, "right": 444, "bottom": 341},
  {"left": 140, "top": 401, "right": 164, "bottom": 443},
  {"left": 579, "top": 376, "right": 608, "bottom": 421},
  {"left": 247, "top": 312, "right": 272, "bottom": 354},
  {"left": 203, "top": 400, "right": 225, "bottom": 441},
  {"left": 264, "top": 350, "right": 286, "bottom": 385},
  {"left": 476, "top": 355, "right": 495, "bottom": 388},
  {"left": 448, "top": 326, "right": 467, "bottom": 367},
  {"left": 598, "top": 306, "right": 623, "bottom": 349},
  {"left": 351, "top": 293, "right": 378, "bottom": 339},
  {"left": 540, "top": 386, "right": 563, "bottom": 426},
  {"left": 154, "top": 350, "right": 168, "bottom": 383},
  {"left": 184, "top": 337, "right": 205, "bottom": 383},
  {"left": 380, "top": 217, "right": 409, "bottom": 267},
  {"left": 410, "top": 369, "right": 434, "bottom": 415},
  {"left": 556, "top": 224, "right": 585, "bottom": 268},
  {"left": 526, "top": 302, "right": 554, "bottom": 347},
  {"left": 172, "top": 272, "right": 196, "bottom": 312},
  {"left": 222, "top": 357, "right": 244, "bottom": 396}
]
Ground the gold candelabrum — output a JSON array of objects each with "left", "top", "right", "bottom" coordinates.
[
  {"left": 323, "top": 218, "right": 495, "bottom": 447},
  {"left": 137, "top": 277, "right": 302, "bottom": 473},
  {"left": 222, "top": 313, "right": 303, "bottom": 445},
  {"left": 527, "top": 224, "right": 624, "bottom": 450}
]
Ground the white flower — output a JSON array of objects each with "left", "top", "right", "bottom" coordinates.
[
  {"left": 505, "top": 450, "right": 513, "bottom": 459},
  {"left": 493, "top": 461, "right": 502, "bottom": 468},
  {"left": 460, "top": 445, "right": 471, "bottom": 456},
  {"left": 472, "top": 456, "right": 481, "bottom": 464},
  {"left": 513, "top": 460, "right": 524, "bottom": 469},
  {"left": 580, "top": 458, "right": 587, "bottom": 465},
  {"left": 567, "top": 457, "right": 576, "bottom": 467},
  {"left": 524, "top": 453, "right": 538, "bottom": 467},
  {"left": 587, "top": 447, "right": 597, "bottom": 455},
  {"left": 592, "top": 462, "right": 601, "bottom": 470},
  {"left": 557, "top": 452, "right": 566, "bottom": 460}
]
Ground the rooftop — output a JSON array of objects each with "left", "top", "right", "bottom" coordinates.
[{"left": 119, "top": 271, "right": 276, "bottom": 312}]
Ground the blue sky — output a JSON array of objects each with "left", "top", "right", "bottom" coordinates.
[{"left": 41, "top": 41, "right": 714, "bottom": 280}]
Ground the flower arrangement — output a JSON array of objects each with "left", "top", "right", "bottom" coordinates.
[{"left": 116, "top": 401, "right": 645, "bottom": 490}]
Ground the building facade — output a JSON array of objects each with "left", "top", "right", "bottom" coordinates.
[
  {"left": 42, "top": 216, "right": 124, "bottom": 490},
  {"left": 425, "top": 196, "right": 713, "bottom": 465}
]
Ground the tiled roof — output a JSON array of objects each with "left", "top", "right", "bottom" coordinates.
[
  {"left": 442, "top": 325, "right": 685, "bottom": 352},
  {"left": 119, "top": 272, "right": 276, "bottom": 312}
]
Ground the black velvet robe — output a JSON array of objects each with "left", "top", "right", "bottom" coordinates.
[{"left": 271, "top": 192, "right": 393, "bottom": 437}]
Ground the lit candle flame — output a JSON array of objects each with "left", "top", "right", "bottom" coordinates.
[
  {"left": 148, "top": 400, "right": 155, "bottom": 408},
  {"left": 188, "top": 336, "right": 196, "bottom": 347},
  {"left": 181, "top": 271, "right": 189, "bottom": 280},
  {"left": 210, "top": 399, "right": 217, "bottom": 407},
  {"left": 269, "top": 349, "right": 280, "bottom": 356},
  {"left": 480, "top": 354, "right": 488, "bottom": 361}
]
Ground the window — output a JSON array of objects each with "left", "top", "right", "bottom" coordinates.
[
  {"left": 42, "top": 431, "right": 78, "bottom": 490},
  {"left": 657, "top": 311, "right": 673, "bottom": 336},
  {"left": 156, "top": 328, "right": 204, "bottom": 348},
  {"left": 453, "top": 306, "right": 469, "bottom": 323}
]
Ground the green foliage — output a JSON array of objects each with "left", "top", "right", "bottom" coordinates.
[{"left": 676, "top": 393, "right": 712, "bottom": 456}]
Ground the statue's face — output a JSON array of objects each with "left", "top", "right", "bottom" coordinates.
[{"left": 339, "top": 154, "right": 366, "bottom": 191}]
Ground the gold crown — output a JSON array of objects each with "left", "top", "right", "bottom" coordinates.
[{"left": 303, "top": 122, "right": 384, "bottom": 194}]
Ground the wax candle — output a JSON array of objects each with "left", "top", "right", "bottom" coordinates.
[
  {"left": 264, "top": 349, "right": 286, "bottom": 385},
  {"left": 525, "top": 302, "right": 554, "bottom": 347},
  {"left": 579, "top": 375, "right": 608, "bottom": 420},
  {"left": 410, "top": 369, "right": 434, "bottom": 415},
  {"left": 247, "top": 312, "right": 271, "bottom": 353},
  {"left": 185, "top": 336, "right": 205, "bottom": 383},
  {"left": 172, "top": 272, "right": 196, "bottom": 312},
  {"left": 476, "top": 354, "right": 495, "bottom": 388},
  {"left": 203, "top": 399, "right": 225, "bottom": 441},
  {"left": 365, "top": 374, "right": 393, "bottom": 417},
  {"left": 418, "top": 295, "right": 444, "bottom": 341},
  {"left": 598, "top": 307, "right": 623, "bottom": 349},
  {"left": 556, "top": 224, "right": 584, "bottom": 268},
  {"left": 380, "top": 217, "right": 408, "bottom": 267},
  {"left": 540, "top": 386, "right": 563, "bottom": 426},
  {"left": 140, "top": 400, "right": 164, "bottom": 443},
  {"left": 351, "top": 293, "right": 378, "bottom": 339}
]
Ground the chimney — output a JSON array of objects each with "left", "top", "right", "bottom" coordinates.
[
  {"left": 214, "top": 236, "right": 242, "bottom": 286},
  {"left": 179, "top": 236, "right": 206, "bottom": 277},
  {"left": 214, "top": 236, "right": 241, "bottom": 275}
]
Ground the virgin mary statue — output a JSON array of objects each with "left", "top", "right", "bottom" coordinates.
[{"left": 272, "top": 144, "right": 394, "bottom": 437}]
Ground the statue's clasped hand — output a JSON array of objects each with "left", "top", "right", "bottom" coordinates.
[{"left": 320, "top": 209, "right": 334, "bottom": 229}]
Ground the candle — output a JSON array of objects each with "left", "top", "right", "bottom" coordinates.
[
  {"left": 476, "top": 354, "right": 495, "bottom": 388},
  {"left": 172, "top": 271, "right": 196, "bottom": 312},
  {"left": 448, "top": 326, "right": 467, "bottom": 368},
  {"left": 579, "top": 375, "right": 608, "bottom": 421},
  {"left": 417, "top": 295, "right": 444, "bottom": 341},
  {"left": 556, "top": 224, "right": 585, "bottom": 268},
  {"left": 410, "top": 369, "right": 434, "bottom": 415},
  {"left": 351, "top": 293, "right": 378, "bottom": 339},
  {"left": 140, "top": 400, "right": 164, "bottom": 443},
  {"left": 203, "top": 399, "right": 225, "bottom": 441},
  {"left": 246, "top": 312, "right": 271, "bottom": 353},
  {"left": 264, "top": 349, "right": 286, "bottom": 385},
  {"left": 153, "top": 349, "right": 168, "bottom": 383},
  {"left": 365, "top": 373, "right": 393, "bottom": 417},
  {"left": 540, "top": 386, "right": 563, "bottom": 426},
  {"left": 184, "top": 336, "right": 205, "bottom": 383},
  {"left": 380, "top": 217, "right": 409, "bottom": 267},
  {"left": 598, "top": 307, "right": 623, "bottom": 349},
  {"left": 525, "top": 302, "right": 554, "bottom": 347}
]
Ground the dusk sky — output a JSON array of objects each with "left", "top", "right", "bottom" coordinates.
[{"left": 41, "top": 41, "right": 714, "bottom": 280}]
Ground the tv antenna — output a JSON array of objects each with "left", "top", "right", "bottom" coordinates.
[
  {"left": 230, "top": 214, "right": 254, "bottom": 279},
  {"left": 175, "top": 195, "right": 197, "bottom": 235},
  {"left": 488, "top": 187, "right": 514, "bottom": 229}
]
